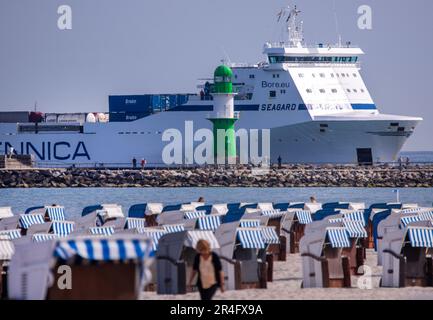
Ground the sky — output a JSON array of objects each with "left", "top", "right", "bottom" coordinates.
[{"left": 0, "top": 0, "right": 432, "bottom": 151}]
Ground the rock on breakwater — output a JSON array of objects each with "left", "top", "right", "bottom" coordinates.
[{"left": 1, "top": 165, "right": 433, "bottom": 188}]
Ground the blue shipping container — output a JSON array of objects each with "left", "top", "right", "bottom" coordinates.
[{"left": 109, "top": 95, "right": 152, "bottom": 112}]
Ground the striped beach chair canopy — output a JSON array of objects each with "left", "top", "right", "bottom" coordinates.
[
  {"left": 89, "top": 226, "right": 115, "bottom": 236},
  {"left": 261, "top": 226, "right": 280, "bottom": 244},
  {"left": 186, "top": 230, "right": 220, "bottom": 249},
  {"left": 52, "top": 221, "right": 75, "bottom": 237},
  {"left": 400, "top": 207, "right": 423, "bottom": 214},
  {"left": 163, "top": 224, "right": 185, "bottom": 234},
  {"left": 237, "top": 228, "right": 266, "bottom": 249},
  {"left": 32, "top": 233, "right": 59, "bottom": 243},
  {"left": 0, "top": 229, "right": 21, "bottom": 240},
  {"left": 54, "top": 237, "right": 152, "bottom": 261},
  {"left": 261, "top": 209, "right": 284, "bottom": 217},
  {"left": 407, "top": 227, "right": 433, "bottom": 248},
  {"left": 136, "top": 228, "right": 166, "bottom": 251},
  {"left": 46, "top": 206, "right": 66, "bottom": 221},
  {"left": 400, "top": 215, "right": 421, "bottom": 228},
  {"left": 184, "top": 210, "right": 207, "bottom": 220},
  {"left": 343, "top": 211, "right": 366, "bottom": 225},
  {"left": 19, "top": 214, "right": 45, "bottom": 229},
  {"left": 239, "top": 219, "right": 261, "bottom": 228},
  {"left": 418, "top": 211, "right": 433, "bottom": 222},
  {"left": 328, "top": 217, "right": 344, "bottom": 224},
  {"left": 295, "top": 211, "right": 313, "bottom": 224},
  {"left": 325, "top": 227, "right": 351, "bottom": 248},
  {"left": 126, "top": 218, "right": 147, "bottom": 230},
  {"left": 197, "top": 215, "right": 222, "bottom": 231},
  {"left": 343, "top": 220, "right": 367, "bottom": 238},
  {"left": 0, "top": 235, "right": 15, "bottom": 260}
]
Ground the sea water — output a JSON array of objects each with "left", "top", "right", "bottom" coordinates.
[{"left": 0, "top": 187, "right": 432, "bottom": 218}]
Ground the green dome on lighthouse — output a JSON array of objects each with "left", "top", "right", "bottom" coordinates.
[{"left": 213, "top": 65, "right": 233, "bottom": 94}]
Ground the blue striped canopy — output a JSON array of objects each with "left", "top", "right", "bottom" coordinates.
[
  {"left": 343, "top": 220, "right": 367, "bottom": 238},
  {"left": 184, "top": 211, "right": 207, "bottom": 219},
  {"left": 401, "top": 207, "right": 423, "bottom": 214},
  {"left": 136, "top": 228, "right": 166, "bottom": 251},
  {"left": 32, "top": 233, "right": 58, "bottom": 242},
  {"left": 52, "top": 221, "right": 75, "bottom": 237},
  {"left": 400, "top": 215, "right": 421, "bottom": 227},
  {"left": 326, "top": 227, "right": 351, "bottom": 248},
  {"left": 237, "top": 228, "right": 266, "bottom": 249},
  {"left": 126, "top": 218, "right": 147, "bottom": 229},
  {"left": 19, "top": 214, "right": 45, "bottom": 229},
  {"left": 328, "top": 217, "right": 344, "bottom": 224},
  {"left": 46, "top": 207, "right": 66, "bottom": 221},
  {"left": 0, "top": 229, "right": 21, "bottom": 240},
  {"left": 261, "top": 209, "right": 283, "bottom": 217},
  {"left": 343, "top": 211, "right": 366, "bottom": 225},
  {"left": 54, "top": 238, "right": 152, "bottom": 261},
  {"left": 163, "top": 224, "right": 185, "bottom": 233},
  {"left": 418, "top": 211, "right": 433, "bottom": 222},
  {"left": 197, "top": 215, "right": 221, "bottom": 231},
  {"left": 407, "top": 227, "right": 433, "bottom": 248},
  {"left": 261, "top": 226, "right": 280, "bottom": 244},
  {"left": 295, "top": 211, "right": 313, "bottom": 224},
  {"left": 89, "top": 226, "right": 115, "bottom": 236},
  {"left": 239, "top": 219, "right": 261, "bottom": 228}
]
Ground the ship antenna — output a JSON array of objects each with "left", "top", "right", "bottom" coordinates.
[
  {"left": 333, "top": 0, "right": 342, "bottom": 47},
  {"left": 278, "top": 4, "right": 304, "bottom": 47}
]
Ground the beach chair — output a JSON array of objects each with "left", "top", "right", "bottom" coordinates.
[
  {"left": 128, "top": 203, "right": 163, "bottom": 226},
  {"left": 51, "top": 221, "right": 75, "bottom": 237},
  {"left": 156, "top": 211, "right": 185, "bottom": 225},
  {"left": 47, "top": 234, "right": 153, "bottom": 299},
  {"left": 27, "top": 222, "right": 52, "bottom": 236},
  {"left": 45, "top": 206, "right": 66, "bottom": 222},
  {"left": 0, "top": 235, "right": 15, "bottom": 298},
  {"left": 259, "top": 210, "right": 287, "bottom": 261},
  {"left": 0, "top": 207, "right": 14, "bottom": 220},
  {"left": 97, "top": 204, "right": 124, "bottom": 223},
  {"left": 381, "top": 223, "right": 433, "bottom": 287},
  {"left": 7, "top": 238, "right": 56, "bottom": 300},
  {"left": 156, "top": 230, "right": 220, "bottom": 295},
  {"left": 0, "top": 229, "right": 22, "bottom": 240},
  {"left": 281, "top": 210, "right": 313, "bottom": 254},
  {"left": 18, "top": 214, "right": 45, "bottom": 236},
  {"left": 300, "top": 226, "right": 352, "bottom": 288},
  {"left": 196, "top": 215, "right": 223, "bottom": 231},
  {"left": 0, "top": 216, "right": 20, "bottom": 231},
  {"left": 365, "top": 203, "right": 402, "bottom": 248}
]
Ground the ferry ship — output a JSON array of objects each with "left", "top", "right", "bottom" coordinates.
[{"left": 0, "top": 5, "right": 422, "bottom": 167}]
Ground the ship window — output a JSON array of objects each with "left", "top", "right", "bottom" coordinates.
[
  {"left": 249, "top": 74, "right": 255, "bottom": 79},
  {"left": 336, "top": 74, "right": 340, "bottom": 77},
  {"left": 306, "top": 89, "right": 312, "bottom": 93},
  {"left": 320, "top": 73, "right": 325, "bottom": 78},
  {"left": 341, "top": 74, "right": 346, "bottom": 77},
  {"left": 312, "top": 74, "right": 316, "bottom": 78},
  {"left": 331, "top": 73, "right": 335, "bottom": 77},
  {"left": 353, "top": 89, "right": 358, "bottom": 93},
  {"left": 390, "top": 123, "right": 399, "bottom": 127},
  {"left": 298, "top": 73, "right": 304, "bottom": 78},
  {"left": 347, "top": 89, "right": 351, "bottom": 93},
  {"left": 398, "top": 127, "right": 405, "bottom": 132},
  {"left": 360, "top": 89, "right": 365, "bottom": 93},
  {"left": 319, "top": 89, "right": 325, "bottom": 93},
  {"left": 280, "top": 89, "right": 286, "bottom": 94},
  {"left": 353, "top": 73, "right": 357, "bottom": 77},
  {"left": 331, "top": 89, "right": 337, "bottom": 93},
  {"left": 346, "top": 73, "right": 350, "bottom": 77},
  {"left": 320, "top": 124, "right": 328, "bottom": 128},
  {"left": 269, "top": 90, "right": 276, "bottom": 98}
]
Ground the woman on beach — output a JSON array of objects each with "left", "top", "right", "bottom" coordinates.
[{"left": 188, "top": 239, "right": 225, "bottom": 300}]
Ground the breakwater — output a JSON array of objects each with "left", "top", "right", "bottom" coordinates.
[{"left": 1, "top": 165, "right": 433, "bottom": 188}]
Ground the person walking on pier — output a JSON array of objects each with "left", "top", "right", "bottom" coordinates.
[{"left": 132, "top": 157, "right": 137, "bottom": 169}]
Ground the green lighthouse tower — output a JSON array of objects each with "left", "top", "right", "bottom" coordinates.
[{"left": 209, "top": 65, "right": 237, "bottom": 164}]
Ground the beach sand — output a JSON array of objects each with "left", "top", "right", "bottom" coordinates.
[{"left": 141, "top": 249, "right": 433, "bottom": 300}]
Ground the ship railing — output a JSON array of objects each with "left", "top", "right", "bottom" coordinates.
[
  {"left": 264, "top": 42, "right": 359, "bottom": 49},
  {"left": 267, "top": 61, "right": 361, "bottom": 68}
]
